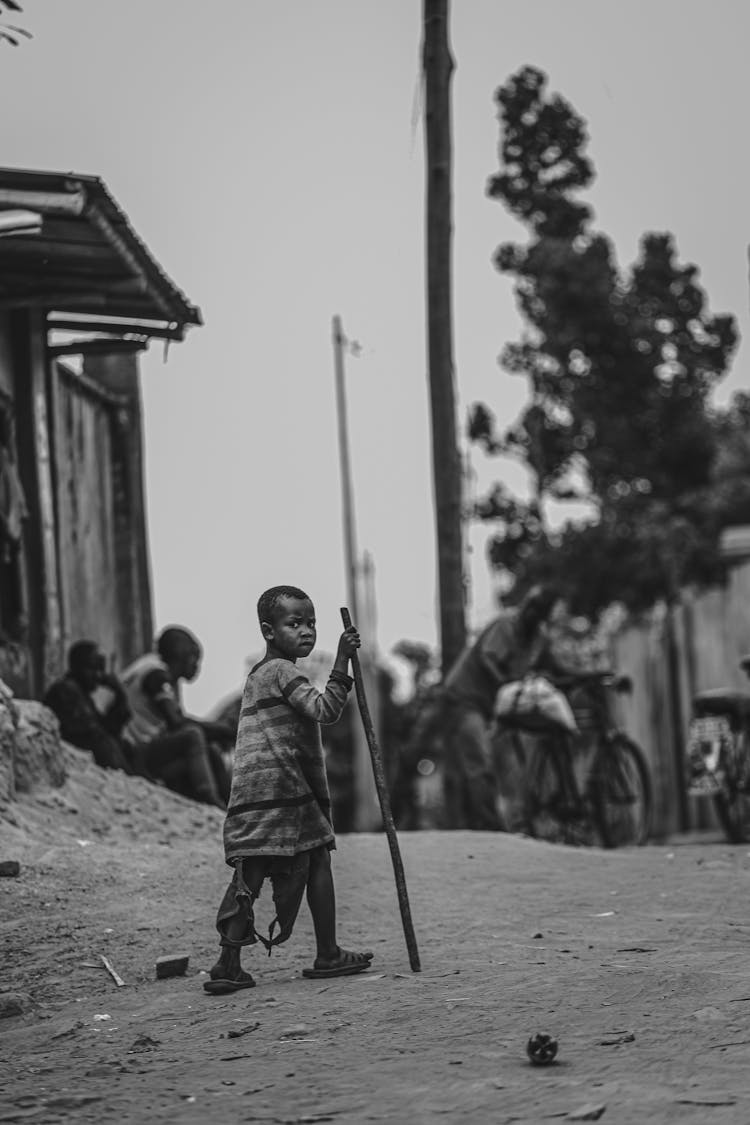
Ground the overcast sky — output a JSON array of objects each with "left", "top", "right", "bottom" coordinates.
[{"left": 2, "top": 1, "right": 748, "bottom": 710}]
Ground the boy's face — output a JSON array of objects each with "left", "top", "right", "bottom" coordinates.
[{"left": 263, "top": 596, "right": 317, "bottom": 661}]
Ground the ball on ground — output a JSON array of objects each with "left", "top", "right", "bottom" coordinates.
[{"left": 526, "top": 1032, "right": 558, "bottom": 1065}]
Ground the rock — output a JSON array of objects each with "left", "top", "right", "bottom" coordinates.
[
  {"left": 0, "top": 860, "right": 20, "bottom": 877},
  {"left": 227, "top": 1021, "right": 260, "bottom": 1039},
  {"left": 599, "top": 1031, "right": 635, "bottom": 1046},
  {"left": 568, "top": 1104, "right": 607, "bottom": 1121},
  {"left": 692, "top": 1006, "right": 725, "bottom": 1022},
  {"left": 0, "top": 677, "right": 18, "bottom": 804},
  {"left": 155, "top": 954, "right": 190, "bottom": 979},
  {"left": 278, "top": 1024, "right": 311, "bottom": 1040},
  {"left": 129, "top": 1033, "right": 161, "bottom": 1052},
  {"left": 0, "top": 992, "right": 31, "bottom": 1019},
  {"left": 13, "top": 701, "right": 67, "bottom": 793}
]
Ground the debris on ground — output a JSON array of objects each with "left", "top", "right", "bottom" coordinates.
[
  {"left": 226, "top": 1021, "right": 261, "bottom": 1039},
  {"left": 156, "top": 954, "right": 190, "bottom": 979},
  {"left": 599, "top": 1031, "right": 635, "bottom": 1046},
  {"left": 129, "top": 1034, "right": 161, "bottom": 1052},
  {"left": 0, "top": 992, "right": 30, "bottom": 1018},
  {"left": 100, "top": 954, "right": 126, "bottom": 987},
  {"left": 567, "top": 1103, "right": 607, "bottom": 1121}
]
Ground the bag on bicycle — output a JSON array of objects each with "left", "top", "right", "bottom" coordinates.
[
  {"left": 685, "top": 714, "right": 732, "bottom": 796},
  {"left": 494, "top": 675, "right": 578, "bottom": 734}
]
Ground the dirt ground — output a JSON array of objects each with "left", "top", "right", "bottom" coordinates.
[{"left": 2, "top": 747, "right": 750, "bottom": 1125}]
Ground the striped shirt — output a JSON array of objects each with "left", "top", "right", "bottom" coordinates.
[{"left": 223, "top": 658, "right": 352, "bottom": 862}]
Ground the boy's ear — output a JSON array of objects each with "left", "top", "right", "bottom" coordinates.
[{"left": 260, "top": 620, "right": 274, "bottom": 642}]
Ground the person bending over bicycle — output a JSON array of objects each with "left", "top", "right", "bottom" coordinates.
[{"left": 439, "top": 584, "right": 570, "bottom": 831}]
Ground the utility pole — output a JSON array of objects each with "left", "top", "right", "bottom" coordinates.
[
  {"left": 422, "top": 0, "right": 466, "bottom": 675},
  {"left": 331, "top": 314, "right": 380, "bottom": 830},
  {"left": 332, "top": 315, "right": 359, "bottom": 625}
]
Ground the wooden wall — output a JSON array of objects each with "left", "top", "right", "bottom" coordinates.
[
  {"left": 0, "top": 313, "right": 154, "bottom": 695},
  {"left": 48, "top": 364, "right": 120, "bottom": 668},
  {"left": 610, "top": 559, "right": 750, "bottom": 839}
]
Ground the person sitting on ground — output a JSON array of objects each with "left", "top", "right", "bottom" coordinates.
[
  {"left": 120, "top": 626, "right": 233, "bottom": 809},
  {"left": 204, "top": 584, "right": 373, "bottom": 996},
  {"left": 439, "top": 584, "right": 566, "bottom": 831},
  {"left": 44, "top": 641, "right": 133, "bottom": 773}
]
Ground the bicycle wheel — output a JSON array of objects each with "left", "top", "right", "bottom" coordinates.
[
  {"left": 713, "top": 791, "right": 750, "bottom": 843},
  {"left": 524, "top": 737, "right": 586, "bottom": 845},
  {"left": 713, "top": 733, "right": 750, "bottom": 843},
  {"left": 591, "top": 734, "right": 652, "bottom": 847}
]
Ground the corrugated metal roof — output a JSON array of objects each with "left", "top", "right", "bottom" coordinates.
[{"left": 0, "top": 166, "right": 202, "bottom": 333}]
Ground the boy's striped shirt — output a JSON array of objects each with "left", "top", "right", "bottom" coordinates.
[{"left": 223, "top": 658, "right": 352, "bottom": 861}]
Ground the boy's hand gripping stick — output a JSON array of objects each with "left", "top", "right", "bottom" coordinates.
[{"left": 341, "top": 607, "right": 421, "bottom": 972}]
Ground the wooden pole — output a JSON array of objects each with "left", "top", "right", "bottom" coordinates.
[
  {"left": 341, "top": 607, "right": 422, "bottom": 972},
  {"left": 422, "top": 0, "right": 466, "bottom": 675},
  {"left": 333, "top": 318, "right": 380, "bottom": 830},
  {"left": 664, "top": 533, "right": 690, "bottom": 833},
  {"left": 332, "top": 316, "right": 359, "bottom": 624}
]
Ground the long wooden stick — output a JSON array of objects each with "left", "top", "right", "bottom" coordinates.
[{"left": 341, "top": 608, "right": 421, "bottom": 972}]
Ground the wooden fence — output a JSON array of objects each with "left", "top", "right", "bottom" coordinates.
[{"left": 609, "top": 559, "right": 750, "bottom": 838}]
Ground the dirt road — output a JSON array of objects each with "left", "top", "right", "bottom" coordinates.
[{"left": 1, "top": 748, "right": 749, "bottom": 1124}]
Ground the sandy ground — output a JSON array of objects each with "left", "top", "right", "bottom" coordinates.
[{"left": 2, "top": 747, "right": 750, "bottom": 1125}]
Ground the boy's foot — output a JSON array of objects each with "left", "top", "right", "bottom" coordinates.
[
  {"left": 203, "top": 969, "right": 256, "bottom": 995},
  {"left": 301, "top": 948, "right": 373, "bottom": 979}
]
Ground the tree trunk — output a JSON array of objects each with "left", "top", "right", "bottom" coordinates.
[{"left": 422, "top": 0, "right": 466, "bottom": 675}]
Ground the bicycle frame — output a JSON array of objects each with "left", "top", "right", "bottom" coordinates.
[{"left": 505, "top": 673, "right": 633, "bottom": 827}]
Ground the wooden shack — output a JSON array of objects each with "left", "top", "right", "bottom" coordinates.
[{"left": 0, "top": 167, "right": 202, "bottom": 696}]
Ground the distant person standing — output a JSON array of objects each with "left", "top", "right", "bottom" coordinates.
[
  {"left": 120, "top": 626, "right": 233, "bottom": 808},
  {"left": 441, "top": 585, "right": 563, "bottom": 830}
]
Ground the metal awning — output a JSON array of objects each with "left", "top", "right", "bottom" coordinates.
[{"left": 0, "top": 167, "right": 202, "bottom": 343}]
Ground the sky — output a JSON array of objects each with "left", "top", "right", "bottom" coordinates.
[{"left": 2, "top": 1, "right": 749, "bottom": 711}]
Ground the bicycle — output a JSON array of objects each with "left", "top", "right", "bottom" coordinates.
[
  {"left": 496, "top": 672, "right": 652, "bottom": 848},
  {"left": 688, "top": 664, "right": 750, "bottom": 843}
]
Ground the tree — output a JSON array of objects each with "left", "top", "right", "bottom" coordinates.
[
  {"left": 422, "top": 0, "right": 466, "bottom": 672},
  {"left": 470, "top": 65, "right": 739, "bottom": 616},
  {"left": 0, "top": 0, "right": 31, "bottom": 45}
]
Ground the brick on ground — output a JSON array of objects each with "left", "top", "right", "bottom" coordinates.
[{"left": 155, "top": 954, "right": 189, "bottom": 980}]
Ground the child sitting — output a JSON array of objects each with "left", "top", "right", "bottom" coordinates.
[{"left": 204, "top": 585, "right": 373, "bottom": 994}]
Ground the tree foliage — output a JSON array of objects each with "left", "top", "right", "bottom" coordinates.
[
  {"left": 471, "top": 65, "right": 743, "bottom": 617},
  {"left": 0, "top": 0, "right": 31, "bottom": 46}
]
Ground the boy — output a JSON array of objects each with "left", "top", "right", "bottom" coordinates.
[{"left": 204, "top": 585, "right": 373, "bottom": 994}]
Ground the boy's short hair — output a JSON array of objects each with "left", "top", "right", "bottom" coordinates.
[{"left": 257, "top": 585, "right": 310, "bottom": 627}]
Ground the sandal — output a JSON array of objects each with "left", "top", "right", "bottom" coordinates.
[
  {"left": 203, "top": 970, "right": 256, "bottom": 995},
  {"left": 302, "top": 948, "right": 373, "bottom": 979}
]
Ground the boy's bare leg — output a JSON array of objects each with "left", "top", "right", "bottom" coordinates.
[
  {"left": 211, "top": 858, "right": 267, "bottom": 981},
  {"left": 305, "top": 846, "right": 373, "bottom": 973},
  {"left": 306, "top": 845, "right": 338, "bottom": 961}
]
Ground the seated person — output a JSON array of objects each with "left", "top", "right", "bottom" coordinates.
[
  {"left": 44, "top": 641, "right": 133, "bottom": 773},
  {"left": 120, "top": 626, "right": 233, "bottom": 809}
]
